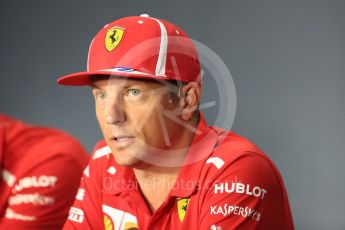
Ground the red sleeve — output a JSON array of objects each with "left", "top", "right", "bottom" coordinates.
[
  {"left": 63, "top": 143, "right": 106, "bottom": 230},
  {"left": 199, "top": 152, "right": 294, "bottom": 230},
  {"left": 0, "top": 154, "right": 88, "bottom": 230}
]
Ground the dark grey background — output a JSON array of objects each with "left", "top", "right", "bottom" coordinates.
[{"left": 1, "top": 0, "right": 344, "bottom": 229}]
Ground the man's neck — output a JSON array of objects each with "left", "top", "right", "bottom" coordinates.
[{"left": 132, "top": 118, "right": 198, "bottom": 212}]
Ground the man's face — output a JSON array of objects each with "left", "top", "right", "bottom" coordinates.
[{"left": 92, "top": 77, "right": 184, "bottom": 167}]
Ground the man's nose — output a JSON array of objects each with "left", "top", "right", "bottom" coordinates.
[{"left": 105, "top": 99, "right": 126, "bottom": 125}]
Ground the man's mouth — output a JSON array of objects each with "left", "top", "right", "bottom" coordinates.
[{"left": 110, "top": 135, "right": 136, "bottom": 148}]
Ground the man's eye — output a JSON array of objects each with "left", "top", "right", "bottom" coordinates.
[
  {"left": 96, "top": 91, "right": 107, "bottom": 101},
  {"left": 127, "top": 89, "right": 142, "bottom": 97}
]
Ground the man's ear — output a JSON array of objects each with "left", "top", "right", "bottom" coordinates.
[{"left": 179, "top": 82, "right": 201, "bottom": 121}]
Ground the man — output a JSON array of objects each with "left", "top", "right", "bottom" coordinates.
[
  {"left": 58, "top": 14, "right": 294, "bottom": 229},
  {"left": 0, "top": 114, "right": 89, "bottom": 229}
]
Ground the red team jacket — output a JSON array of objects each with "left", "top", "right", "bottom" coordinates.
[
  {"left": 64, "top": 114, "right": 294, "bottom": 230},
  {"left": 0, "top": 115, "right": 89, "bottom": 229}
]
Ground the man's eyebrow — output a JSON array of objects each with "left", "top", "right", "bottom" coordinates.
[{"left": 90, "top": 84, "right": 101, "bottom": 90}]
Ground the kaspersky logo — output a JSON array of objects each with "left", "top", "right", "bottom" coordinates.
[{"left": 105, "top": 27, "right": 125, "bottom": 51}]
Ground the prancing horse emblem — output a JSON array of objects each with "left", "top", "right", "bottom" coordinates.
[{"left": 105, "top": 27, "right": 124, "bottom": 51}]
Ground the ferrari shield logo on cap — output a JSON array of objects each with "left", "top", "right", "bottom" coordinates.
[
  {"left": 177, "top": 198, "right": 190, "bottom": 222},
  {"left": 105, "top": 27, "right": 124, "bottom": 51}
]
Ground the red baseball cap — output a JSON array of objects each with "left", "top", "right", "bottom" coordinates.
[{"left": 57, "top": 14, "right": 201, "bottom": 86}]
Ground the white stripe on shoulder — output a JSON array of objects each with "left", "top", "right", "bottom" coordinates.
[
  {"left": 2, "top": 169, "right": 16, "bottom": 187},
  {"left": 206, "top": 157, "right": 225, "bottom": 170},
  {"left": 93, "top": 146, "right": 111, "bottom": 159},
  {"left": 83, "top": 166, "right": 90, "bottom": 177}
]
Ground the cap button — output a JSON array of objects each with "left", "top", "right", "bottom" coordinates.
[{"left": 140, "top": 14, "right": 150, "bottom": 17}]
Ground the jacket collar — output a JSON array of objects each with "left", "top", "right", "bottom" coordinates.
[{"left": 169, "top": 113, "right": 218, "bottom": 197}]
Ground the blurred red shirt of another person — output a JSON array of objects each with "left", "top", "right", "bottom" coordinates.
[{"left": 0, "top": 114, "right": 89, "bottom": 229}]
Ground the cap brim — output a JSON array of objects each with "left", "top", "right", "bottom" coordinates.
[{"left": 57, "top": 69, "right": 174, "bottom": 86}]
